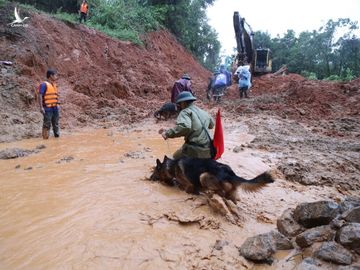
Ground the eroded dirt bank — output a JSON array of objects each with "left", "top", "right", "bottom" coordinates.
[{"left": 0, "top": 2, "right": 211, "bottom": 142}]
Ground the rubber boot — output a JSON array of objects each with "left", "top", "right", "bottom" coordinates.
[{"left": 42, "top": 128, "right": 49, "bottom": 139}]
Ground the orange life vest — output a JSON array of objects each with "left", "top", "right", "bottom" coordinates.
[
  {"left": 80, "top": 3, "right": 88, "bottom": 14},
  {"left": 42, "top": 82, "right": 59, "bottom": 108}
]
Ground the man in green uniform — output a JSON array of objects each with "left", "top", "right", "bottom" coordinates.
[{"left": 159, "top": 91, "right": 214, "bottom": 159}]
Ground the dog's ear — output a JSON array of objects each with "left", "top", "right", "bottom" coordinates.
[
  {"left": 163, "top": 155, "right": 168, "bottom": 161},
  {"left": 156, "top": 159, "right": 162, "bottom": 166}
]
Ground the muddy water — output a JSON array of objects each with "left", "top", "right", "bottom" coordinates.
[{"left": 0, "top": 122, "right": 343, "bottom": 269}]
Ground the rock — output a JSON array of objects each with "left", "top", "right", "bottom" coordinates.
[
  {"left": 330, "top": 217, "right": 347, "bottom": 230},
  {"left": 294, "top": 201, "right": 340, "bottom": 228},
  {"left": 277, "top": 208, "right": 305, "bottom": 237},
  {"left": 340, "top": 196, "right": 360, "bottom": 213},
  {"left": 295, "top": 225, "right": 336, "bottom": 248},
  {"left": 208, "top": 194, "right": 232, "bottom": 217},
  {"left": 296, "top": 257, "right": 324, "bottom": 270},
  {"left": 0, "top": 148, "right": 34, "bottom": 159},
  {"left": 223, "top": 199, "right": 245, "bottom": 225},
  {"left": 314, "top": 241, "right": 353, "bottom": 265},
  {"left": 124, "top": 151, "right": 145, "bottom": 159},
  {"left": 56, "top": 156, "right": 74, "bottom": 164},
  {"left": 297, "top": 108, "right": 306, "bottom": 115},
  {"left": 336, "top": 223, "right": 360, "bottom": 252},
  {"left": 207, "top": 194, "right": 245, "bottom": 226},
  {"left": 268, "top": 230, "right": 293, "bottom": 250},
  {"left": 338, "top": 264, "right": 360, "bottom": 270},
  {"left": 233, "top": 146, "right": 243, "bottom": 153},
  {"left": 239, "top": 233, "right": 276, "bottom": 262},
  {"left": 36, "top": 144, "right": 46, "bottom": 150},
  {"left": 342, "top": 206, "right": 360, "bottom": 223},
  {"left": 213, "top": 239, "right": 229, "bottom": 251}
]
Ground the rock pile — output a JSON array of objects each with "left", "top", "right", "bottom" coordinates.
[{"left": 239, "top": 197, "right": 360, "bottom": 268}]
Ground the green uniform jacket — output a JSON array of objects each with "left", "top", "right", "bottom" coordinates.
[{"left": 165, "top": 104, "right": 215, "bottom": 158}]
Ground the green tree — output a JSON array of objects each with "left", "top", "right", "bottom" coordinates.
[
  {"left": 13, "top": 0, "right": 78, "bottom": 12},
  {"left": 142, "top": 0, "right": 219, "bottom": 69},
  {"left": 253, "top": 18, "right": 360, "bottom": 79},
  {"left": 253, "top": 31, "right": 272, "bottom": 50}
]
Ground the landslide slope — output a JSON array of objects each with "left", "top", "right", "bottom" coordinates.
[{"left": 0, "top": 3, "right": 211, "bottom": 142}]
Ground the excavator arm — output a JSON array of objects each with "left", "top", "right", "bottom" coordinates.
[
  {"left": 233, "top": 12, "right": 254, "bottom": 68},
  {"left": 233, "top": 11, "right": 272, "bottom": 75}
]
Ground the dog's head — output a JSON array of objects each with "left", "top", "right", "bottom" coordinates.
[
  {"left": 150, "top": 158, "right": 163, "bottom": 181},
  {"left": 149, "top": 155, "right": 175, "bottom": 185}
]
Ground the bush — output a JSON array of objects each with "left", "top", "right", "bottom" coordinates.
[
  {"left": 53, "top": 10, "right": 78, "bottom": 23},
  {"left": 343, "top": 68, "right": 355, "bottom": 81},
  {"left": 87, "top": 22, "right": 143, "bottom": 45},
  {"left": 18, "top": 0, "right": 161, "bottom": 45},
  {"left": 324, "top": 74, "right": 341, "bottom": 81},
  {"left": 323, "top": 69, "right": 355, "bottom": 82},
  {"left": 0, "top": 0, "right": 7, "bottom": 7},
  {"left": 301, "top": 71, "right": 318, "bottom": 80},
  {"left": 88, "top": 0, "right": 160, "bottom": 43}
]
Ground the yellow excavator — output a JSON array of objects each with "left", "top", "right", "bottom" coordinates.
[{"left": 233, "top": 11, "right": 272, "bottom": 75}]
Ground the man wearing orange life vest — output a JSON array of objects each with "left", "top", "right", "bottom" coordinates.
[
  {"left": 38, "top": 69, "right": 60, "bottom": 139},
  {"left": 79, "top": 0, "right": 89, "bottom": 24}
]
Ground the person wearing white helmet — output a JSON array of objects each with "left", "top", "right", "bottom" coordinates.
[{"left": 159, "top": 91, "right": 214, "bottom": 159}]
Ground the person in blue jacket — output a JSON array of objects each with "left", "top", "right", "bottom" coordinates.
[
  {"left": 235, "top": 65, "right": 252, "bottom": 98},
  {"left": 219, "top": 64, "right": 232, "bottom": 87}
]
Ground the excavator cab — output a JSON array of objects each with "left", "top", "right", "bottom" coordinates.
[{"left": 254, "top": 48, "right": 272, "bottom": 74}]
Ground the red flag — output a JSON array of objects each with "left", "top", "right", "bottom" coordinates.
[{"left": 213, "top": 108, "right": 224, "bottom": 160}]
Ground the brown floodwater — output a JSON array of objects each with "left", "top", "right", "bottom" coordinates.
[{"left": 0, "top": 123, "right": 343, "bottom": 269}]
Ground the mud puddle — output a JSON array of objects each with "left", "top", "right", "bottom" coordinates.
[{"left": 0, "top": 119, "right": 345, "bottom": 269}]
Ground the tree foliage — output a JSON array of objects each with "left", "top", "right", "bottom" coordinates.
[
  {"left": 11, "top": 0, "right": 78, "bottom": 12},
  {"left": 253, "top": 18, "right": 360, "bottom": 80},
  {"left": 140, "top": 0, "right": 220, "bottom": 69}
]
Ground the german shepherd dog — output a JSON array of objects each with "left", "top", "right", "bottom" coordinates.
[
  {"left": 154, "top": 102, "right": 178, "bottom": 121},
  {"left": 150, "top": 156, "right": 275, "bottom": 203}
]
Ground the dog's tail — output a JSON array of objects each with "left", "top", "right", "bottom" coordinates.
[{"left": 232, "top": 171, "right": 275, "bottom": 192}]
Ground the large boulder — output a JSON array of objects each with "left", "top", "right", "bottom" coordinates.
[
  {"left": 277, "top": 208, "right": 305, "bottom": 237},
  {"left": 294, "top": 201, "right": 340, "bottom": 228},
  {"left": 296, "top": 257, "right": 325, "bottom": 270},
  {"left": 342, "top": 206, "right": 360, "bottom": 223},
  {"left": 338, "top": 265, "right": 360, "bottom": 270},
  {"left": 314, "top": 241, "right": 353, "bottom": 265},
  {"left": 295, "top": 225, "right": 336, "bottom": 248},
  {"left": 336, "top": 223, "right": 360, "bottom": 253},
  {"left": 268, "top": 230, "right": 293, "bottom": 250},
  {"left": 339, "top": 196, "right": 360, "bottom": 213},
  {"left": 239, "top": 233, "right": 276, "bottom": 262}
]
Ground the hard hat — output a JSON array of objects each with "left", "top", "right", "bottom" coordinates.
[
  {"left": 176, "top": 91, "right": 196, "bottom": 103},
  {"left": 181, "top": 74, "right": 191, "bottom": 80}
]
